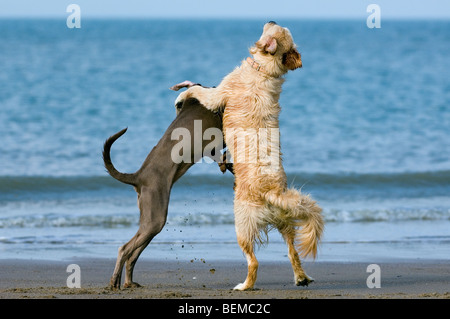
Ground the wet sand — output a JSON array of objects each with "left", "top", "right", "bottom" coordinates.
[{"left": 0, "top": 258, "right": 449, "bottom": 299}]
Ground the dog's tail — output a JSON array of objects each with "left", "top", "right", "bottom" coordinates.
[
  {"left": 102, "top": 128, "right": 137, "bottom": 187},
  {"left": 265, "top": 188, "right": 324, "bottom": 259}
]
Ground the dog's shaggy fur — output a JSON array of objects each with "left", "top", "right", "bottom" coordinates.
[{"left": 175, "top": 22, "right": 324, "bottom": 290}]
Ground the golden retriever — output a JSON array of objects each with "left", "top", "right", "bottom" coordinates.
[{"left": 175, "top": 21, "right": 324, "bottom": 290}]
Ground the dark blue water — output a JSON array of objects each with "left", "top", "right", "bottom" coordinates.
[{"left": 0, "top": 19, "right": 449, "bottom": 261}]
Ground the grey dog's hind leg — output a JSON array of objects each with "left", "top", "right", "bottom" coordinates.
[{"left": 109, "top": 185, "right": 169, "bottom": 289}]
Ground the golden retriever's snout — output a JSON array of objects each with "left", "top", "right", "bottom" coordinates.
[
  {"left": 297, "top": 51, "right": 302, "bottom": 68},
  {"left": 283, "top": 48, "right": 302, "bottom": 70}
]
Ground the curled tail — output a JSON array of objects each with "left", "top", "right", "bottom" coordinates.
[
  {"left": 265, "top": 188, "right": 324, "bottom": 258},
  {"left": 102, "top": 128, "right": 137, "bottom": 187}
]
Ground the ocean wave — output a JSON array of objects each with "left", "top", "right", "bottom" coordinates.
[
  {"left": 0, "top": 212, "right": 235, "bottom": 229},
  {"left": 1, "top": 207, "right": 449, "bottom": 229},
  {"left": 291, "top": 170, "right": 450, "bottom": 190},
  {"left": 323, "top": 207, "right": 450, "bottom": 222},
  {"left": 0, "top": 213, "right": 137, "bottom": 229},
  {"left": 0, "top": 175, "right": 125, "bottom": 195},
  {"left": 0, "top": 171, "right": 449, "bottom": 227},
  {"left": 2, "top": 235, "right": 449, "bottom": 246},
  {"left": 1, "top": 170, "right": 450, "bottom": 195}
]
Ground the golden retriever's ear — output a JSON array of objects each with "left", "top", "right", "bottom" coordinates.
[
  {"left": 254, "top": 36, "right": 278, "bottom": 55},
  {"left": 265, "top": 37, "right": 277, "bottom": 55},
  {"left": 283, "top": 48, "right": 302, "bottom": 70}
]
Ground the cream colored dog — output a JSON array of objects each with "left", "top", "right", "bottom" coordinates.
[{"left": 175, "top": 22, "right": 324, "bottom": 291}]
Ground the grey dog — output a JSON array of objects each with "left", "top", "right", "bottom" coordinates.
[{"left": 103, "top": 91, "right": 231, "bottom": 289}]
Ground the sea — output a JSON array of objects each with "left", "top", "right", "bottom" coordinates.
[{"left": 0, "top": 19, "right": 449, "bottom": 263}]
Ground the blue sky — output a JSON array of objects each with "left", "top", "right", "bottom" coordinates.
[{"left": 0, "top": 0, "right": 449, "bottom": 19}]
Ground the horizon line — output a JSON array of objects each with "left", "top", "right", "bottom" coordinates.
[{"left": 0, "top": 15, "right": 449, "bottom": 21}]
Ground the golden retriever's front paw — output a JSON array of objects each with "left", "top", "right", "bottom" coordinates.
[
  {"left": 174, "top": 90, "right": 191, "bottom": 108},
  {"left": 175, "top": 85, "right": 202, "bottom": 103}
]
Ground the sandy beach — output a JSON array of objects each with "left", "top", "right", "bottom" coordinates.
[{"left": 0, "top": 258, "right": 448, "bottom": 300}]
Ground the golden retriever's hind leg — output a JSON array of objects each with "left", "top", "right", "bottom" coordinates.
[
  {"left": 233, "top": 200, "right": 261, "bottom": 291},
  {"left": 280, "top": 226, "right": 314, "bottom": 286},
  {"left": 265, "top": 189, "right": 324, "bottom": 259},
  {"left": 234, "top": 234, "right": 259, "bottom": 291}
]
